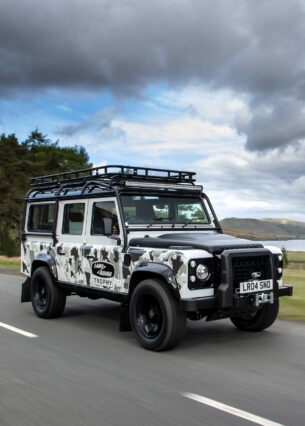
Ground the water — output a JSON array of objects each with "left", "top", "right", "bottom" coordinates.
[{"left": 259, "top": 239, "right": 305, "bottom": 252}]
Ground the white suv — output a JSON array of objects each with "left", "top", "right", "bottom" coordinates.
[{"left": 21, "top": 165, "right": 293, "bottom": 350}]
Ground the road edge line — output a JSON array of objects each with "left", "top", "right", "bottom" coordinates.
[
  {"left": 0, "top": 321, "right": 38, "bottom": 338},
  {"left": 182, "top": 392, "right": 284, "bottom": 426}
]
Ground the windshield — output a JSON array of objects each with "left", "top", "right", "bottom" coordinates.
[{"left": 120, "top": 195, "right": 210, "bottom": 225}]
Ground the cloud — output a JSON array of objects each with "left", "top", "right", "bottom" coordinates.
[
  {"left": 193, "top": 140, "right": 305, "bottom": 220},
  {"left": 0, "top": 0, "right": 244, "bottom": 92},
  {"left": 291, "top": 175, "right": 305, "bottom": 194},
  {"left": 1, "top": 0, "right": 305, "bottom": 153},
  {"left": 58, "top": 108, "right": 116, "bottom": 136},
  {"left": 236, "top": 99, "right": 305, "bottom": 151}
]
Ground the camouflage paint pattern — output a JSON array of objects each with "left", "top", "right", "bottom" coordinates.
[{"left": 21, "top": 238, "right": 214, "bottom": 298}]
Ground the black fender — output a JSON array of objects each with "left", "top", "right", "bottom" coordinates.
[
  {"left": 32, "top": 253, "right": 58, "bottom": 279},
  {"left": 129, "top": 261, "right": 179, "bottom": 298},
  {"left": 21, "top": 254, "right": 58, "bottom": 303}
]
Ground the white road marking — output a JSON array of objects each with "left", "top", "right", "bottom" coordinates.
[
  {"left": 183, "top": 393, "right": 284, "bottom": 426},
  {"left": 0, "top": 321, "right": 38, "bottom": 338}
]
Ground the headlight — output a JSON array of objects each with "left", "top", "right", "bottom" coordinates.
[
  {"left": 188, "top": 259, "right": 213, "bottom": 290},
  {"left": 196, "top": 263, "right": 210, "bottom": 281}
]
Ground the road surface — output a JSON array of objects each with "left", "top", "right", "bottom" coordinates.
[{"left": 1, "top": 271, "right": 304, "bottom": 426}]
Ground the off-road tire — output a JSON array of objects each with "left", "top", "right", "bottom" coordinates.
[
  {"left": 130, "top": 279, "right": 186, "bottom": 351},
  {"left": 230, "top": 299, "right": 279, "bottom": 331},
  {"left": 30, "top": 266, "right": 66, "bottom": 319}
]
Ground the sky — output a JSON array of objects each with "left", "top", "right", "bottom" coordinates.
[{"left": 0, "top": 0, "right": 305, "bottom": 221}]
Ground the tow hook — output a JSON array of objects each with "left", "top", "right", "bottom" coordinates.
[{"left": 254, "top": 292, "right": 274, "bottom": 307}]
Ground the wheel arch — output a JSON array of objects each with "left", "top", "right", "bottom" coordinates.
[
  {"left": 31, "top": 254, "right": 57, "bottom": 280},
  {"left": 22, "top": 255, "right": 58, "bottom": 303},
  {"left": 128, "top": 262, "right": 180, "bottom": 302}
]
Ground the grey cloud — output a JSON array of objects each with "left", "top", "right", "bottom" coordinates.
[
  {"left": 185, "top": 104, "right": 201, "bottom": 119},
  {"left": 1, "top": 0, "right": 305, "bottom": 151},
  {"left": 219, "top": 1, "right": 305, "bottom": 98},
  {"left": 58, "top": 108, "right": 116, "bottom": 136},
  {"left": 0, "top": 0, "right": 244, "bottom": 91},
  {"left": 236, "top": 100, "right": 305, "bottom": 151}
]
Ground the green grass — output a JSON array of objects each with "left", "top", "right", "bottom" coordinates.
[
  {"left": 279, "top": 253, "right": 305, "bottom": 322},
  {"left": 287, "top": 251, "right": 305, "bottom": 262},
  {"left": 0, "top": 258, "right": 20, "bottom": 271}
]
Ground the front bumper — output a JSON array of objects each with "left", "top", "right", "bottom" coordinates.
[
  {"left": 180, "top": 284, "right": 293, "bottom": 312},
  {"left": 279, "top": 285, "right": 293, "bottom": 297}
]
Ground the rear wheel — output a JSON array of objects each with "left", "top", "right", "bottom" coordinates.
[
  {"left": 30, "top": 266, "right": 66, "bottom": 319},
  {"left": 130, "top": 279, "right": 186, "bottom": 351},
  {"left": 230, "top": 300, "right": 279, "bottom": 331}
]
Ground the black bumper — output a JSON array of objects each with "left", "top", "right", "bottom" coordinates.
[
  {"left": 180, "top": 284, "right": 293, "bottom": 312},
  {"left": 279, "top": 285, "right": 293, "bottom": 297}
]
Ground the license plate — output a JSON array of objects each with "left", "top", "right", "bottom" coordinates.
[{"left": 239, "top": 279, "right": 273, "bottom": 294}]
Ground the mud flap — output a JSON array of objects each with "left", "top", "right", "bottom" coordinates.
[
  {"left": 21, "top": 277, "right": 31, "bottom": 303},
  {"left": 119, "top": 301, "right": 132, "bottom": 332}
]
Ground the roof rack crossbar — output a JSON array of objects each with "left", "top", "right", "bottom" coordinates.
[{"left": 30, "top": 165, "right": 196, "bottom": 188}]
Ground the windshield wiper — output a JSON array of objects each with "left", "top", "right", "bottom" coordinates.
[{"left": 146, "top": 217, "right": 172, "bottom": 228}]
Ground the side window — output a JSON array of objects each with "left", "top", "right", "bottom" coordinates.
[
  {"left": 62, "top": 203, "right": 85, "bottom": 235},
  {"left": 91, "top": 201, "right": 119, "bottom": 235},
  {"left": 28, "top": 204, "right": 55, "bottom": 232}
]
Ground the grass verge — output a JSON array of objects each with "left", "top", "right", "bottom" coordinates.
[
  {"left": 279, "top": 251, "right": 305, "bottom": 322},
  {"left": 0, "top": 256, "right": 20, "bottom": 271}
]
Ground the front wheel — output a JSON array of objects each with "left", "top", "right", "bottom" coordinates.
[
  {"left": 30, "top": 266, "right": 66, "bottom": 319},
  {"left": 230, "top": 300, "right": 279, "bottom": 331},
  {"left": 130, "top": 279, "right": 186, "bottom": 351}
]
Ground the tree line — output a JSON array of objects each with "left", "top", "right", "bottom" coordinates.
[{"left": 0, "top": 130, "right": 92, "bottom": 256}]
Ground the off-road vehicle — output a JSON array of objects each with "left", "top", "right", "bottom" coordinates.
[{"left": 21, "top": 165, "right": 293, "bottom": 350}]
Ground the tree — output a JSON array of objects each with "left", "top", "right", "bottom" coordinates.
[
  {"left": 0, "top": 130, "right": 91, "bottom": 256},
  {"left": 282, "top": 247, "right": 289, "bottom": 268},
  {"left": 22, "top": 129, "right": 91, "bottom": 176},
  {"left": 0, "top": 133, "right": 27, "bottom": 255}
]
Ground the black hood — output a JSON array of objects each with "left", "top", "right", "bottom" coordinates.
[{"left": 129, "top": 233, "right": 264, "bottom": 254}]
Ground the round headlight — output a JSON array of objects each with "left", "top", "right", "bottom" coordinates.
[{"left": 196, "top": 264, "right": 210, "bottom": 281}]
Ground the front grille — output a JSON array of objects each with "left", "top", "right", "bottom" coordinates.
[{"left": 232, "top": 254, "right": 272, "bottom": 288}]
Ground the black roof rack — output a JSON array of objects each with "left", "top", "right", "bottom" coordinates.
[{"left": 30, "top": 165, "right": 197, "bottom": 189}]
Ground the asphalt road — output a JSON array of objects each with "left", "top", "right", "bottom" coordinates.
[{"left": 1, "top": 271, "right": 304, "bottom": 426}]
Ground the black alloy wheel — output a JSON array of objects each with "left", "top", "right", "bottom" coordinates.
[
  {"left": 30, "top": 266, "right": 66, "bottom": 319},
  {"left": 130, "top": 279, "right": 186, "bottom": 351}
]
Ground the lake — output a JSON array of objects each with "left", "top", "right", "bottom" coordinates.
[{"left": 259, "top": 239, "right": 305, "bottom": 252}]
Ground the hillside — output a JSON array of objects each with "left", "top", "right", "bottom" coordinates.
[{"left": 220, "top": 218, "right": 305, "bottom": 240}]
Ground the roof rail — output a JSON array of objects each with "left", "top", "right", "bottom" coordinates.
[{"left": 30, "top": 165, "right": 196, "bottom": 188}]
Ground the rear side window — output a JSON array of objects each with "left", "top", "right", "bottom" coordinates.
[
  {"left": 62, "top": 203, "right": 85, "bottom": 235},
  {"left": 28, "top": 204, "right": 55, "bottom": 232}
]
